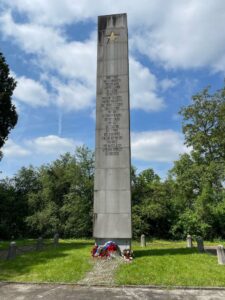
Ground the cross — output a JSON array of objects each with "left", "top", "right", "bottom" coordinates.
[{"left": 105, "top": 31, "right": 119, "bottom": 43}]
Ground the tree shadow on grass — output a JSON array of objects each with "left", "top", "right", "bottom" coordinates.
[
  {"left": 0, "top": 241, "right": 93, "bottom": 282},
  {"left": 0, "top": 241, "right": 93, "bottom": 260},
  {"left": 134, "top": 247, "right": 197, "bottom": 258}
]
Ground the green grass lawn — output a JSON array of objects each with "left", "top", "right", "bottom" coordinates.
[
  {"left": 0, "top": 239, "right": 93, "bottom": 283},
  {"left": 115, "top": 240, "right": 225, "bottom": 287},
  {"left": 1, "top": 239, "right": 225, "bottom": 286}
]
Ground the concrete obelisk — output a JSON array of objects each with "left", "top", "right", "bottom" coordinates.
[{"left": 93, "top": 13, "right": 132, "bottom": 250}]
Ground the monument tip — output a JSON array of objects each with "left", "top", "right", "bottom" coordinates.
[{"left": 98, "top": 13, "right": 127, "bottom": 31}]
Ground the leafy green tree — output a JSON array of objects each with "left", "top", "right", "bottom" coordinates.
[
  {"left": 60, "top": 147, "right": 94, "bottom": 237},
  {"left": 169, "top": 153, "right": 201, "bottom": 210},
  {"left": 180, "top": 84, "right": 225, "bottom": 164},
  {"left": 170, "top": 83, "right": 225, "bottom": 239},
  {"left": 13, "top": 166, "right": 41, "bottom": 236},
  {"left": 131, "top": 168, "right": 174, "bottom": 239},
  {"left": 26, "top": 147, "right": 94, "bottom": 238},
  {"left": 14, "top": 166, "right": 40, "bottom": 194},
  {"left": 0, "top": 166, "right": 41, "bottom": 239},
  {"left": 0, "top": 175, "right": 35, "bottom": 239},
  {"left": 170, "top": 156, "right": 225, "bottom": 239},
  {"left": 132, "top": 168, "right": 160, "bottom": 205},
  {"left": 0, "top": 52, "right": 18, "bottom": 159},
  {"left": 131, "top": 168, "right": 159, "bottom": 238},
  {"left": 0, "top": 178, "right": 17, "bottom": 239}
]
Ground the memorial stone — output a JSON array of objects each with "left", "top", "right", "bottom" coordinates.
[
  {"left": 53, "top": 233, "right": 59, "bottom": 247},
  {"left": 93, "top": 13, "right": 132, "bottom": 251},
  {"left": 217, "top": 245, "right": 225, "bottom": 265},
  {"left": 141, "top": 234, "right": 146, "bottom": 247},
  {"left": 7, "top": 241, "right": 16, "bottom": 259},
  {"left": 187, "top": 235, "right": 193, "bottom": 248},
  {"left": 196, "top": 236, "right": 204, "bottom": 253}
]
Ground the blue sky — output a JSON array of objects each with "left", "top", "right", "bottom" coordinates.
[{"left": 0, "top": 0, "right": 224, "bottom": 179}]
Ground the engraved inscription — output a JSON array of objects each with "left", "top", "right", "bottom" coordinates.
[{"left": 100, "top": 75, "right": 123, "bottom": 156}]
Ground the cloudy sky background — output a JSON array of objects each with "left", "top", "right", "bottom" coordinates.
[{"left": 0, "top": 0, "right": 225, "bottom": 179}]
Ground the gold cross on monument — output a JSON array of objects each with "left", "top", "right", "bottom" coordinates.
[{"left": 106, "top": 31, "right": 119, "bottom": 43}]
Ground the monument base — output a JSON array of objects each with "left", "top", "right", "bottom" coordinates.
[{"left": 95, "top": 238, "right": 131, "bottom": 252}]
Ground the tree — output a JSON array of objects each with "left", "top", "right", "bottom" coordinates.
[
  {"left": 169, "top": 83, "right": 225, "bottom": 239},
  {"left": 26, "top": 147, "right": 94, "bottom": 237},
  {"left": 0, "top": 166, "right": 41, "bottom": 239},
  {"left": 0, "top": 178, "right": 18, "bottom": 239},
  {"left": 0, "top": 52, "right": 18, "bottom": 159},
  {"left": 132, "top": 168, "right": 160, "bottom": 206},
  {"left": 131, "top": 168, "right": 174, "bottom": 239},
  {"left": 180, "top": 84, "right": 225, "bottom": 164}
]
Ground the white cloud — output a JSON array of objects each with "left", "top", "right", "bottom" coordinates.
[
  {"left": 130, "top": 57, "right": 165, "bottom": 111},
  {"left": 51, "top": 78, "right": 95, "bottom": 112},
  {"left": 26, "top": 135, "right": 80, "bottom": 155},
  {"left": 14, "top": 76, "right": 51, "bottom": 107},
  {"left": 0, "top": 0, "right": 165, "bottom": 28},
  {"left": 0, "top": 0, "right": 119, "bottom": 26},
  {"left": 131, "top": 130, "right": 189, "bottom": 162},
  {"left": 0, "top": 12, "right": 96, "bottom": 81},
  {"left": 47, "top": 34, "right": 96, "bottom": 83},
  {"left": 0, "top": 11, "right": 165, "bottom": 112},
  {"left": 3, "top": 131, "right": 187, "bottom": 164},
  {"left": 2, "top": 0, "right": 225, "bottom": 72},
  {"left": 2, "top": 136, "right": 80, "bottom": 159},
  {"left": 3, "top": 139, "right": 31, "bottom": 157},
  {"left": 0, "top": 12, "right": 64, "bottom": 54},
  {"left": 0, "top": 12, "right": 96, "bottom": 111},
  {"left": 1, "top": 1, "right": 224, "bottom": 117},
  {"left": 160, "top": 78, "right": 179, "bottom": 91},
  {"left": 1, "top": 0, "right": 98, "bottom": 26},
  {"left": 129, "top": 1, "right": 225, "bottom": 72}
]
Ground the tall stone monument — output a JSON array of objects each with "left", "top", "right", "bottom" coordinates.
[{"left": 93, "top": 13, "right": 132, "bottom": 250}]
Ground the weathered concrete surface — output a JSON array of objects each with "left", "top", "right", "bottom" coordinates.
[
  {"left": 1, "top": 283, "right": 225, "bottom": 300},
  {"left": 93, "top": 13, "right": 132, "bottom": 250}
]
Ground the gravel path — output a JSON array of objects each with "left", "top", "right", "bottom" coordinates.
[{"left": 78, "top": 257, "right": 124, "bottom": 286}]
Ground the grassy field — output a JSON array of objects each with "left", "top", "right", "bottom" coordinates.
[
  {"left": 1, "top": 239, "right": 225, "bottom": 286},
  {"left": 0, "top": 239, "right": 93, "bottom": 283},
  {"left": 115, "top": 240, "right": 225, "bottom": 287}
]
